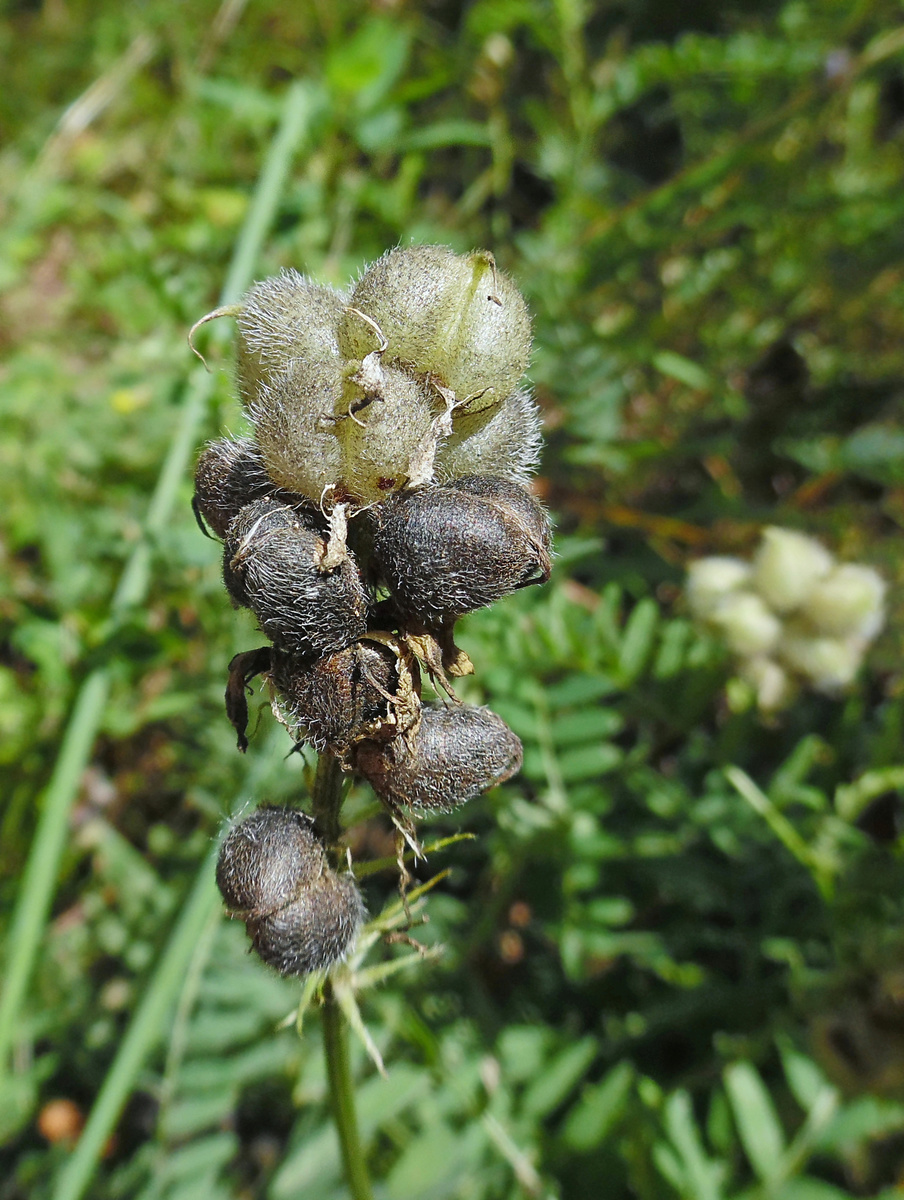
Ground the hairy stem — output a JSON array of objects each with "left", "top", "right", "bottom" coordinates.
[
  {"left": 313, "top": 748, "right": 373, "bottom": 1199},
  {"left": 323, "top": 979, "right": 373, "bottom": 1200}
]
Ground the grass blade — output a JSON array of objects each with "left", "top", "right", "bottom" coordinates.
[{"left": 0, "top": 78, "right": 315, "bottom": 1079}]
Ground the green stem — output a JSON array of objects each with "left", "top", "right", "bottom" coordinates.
[
  {"left": 311, "top": 748, "right": 372, "bottom": 1199},
  {"left": 322, "top": 979, "right": 373, "bottom": 1200},
  {"left": 312, "top": 749, "right": 345, "bottom": 852}
]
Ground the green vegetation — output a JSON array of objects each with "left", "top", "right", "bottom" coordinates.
[{"left": 2, "top": 0, "right": 904, "bottom": 1196}]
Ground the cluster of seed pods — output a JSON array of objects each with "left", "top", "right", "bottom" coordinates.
[{"left": 194, "top": 246, "right": 552, "bottom": 976}]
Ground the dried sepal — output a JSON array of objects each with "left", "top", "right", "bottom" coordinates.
[
  {"left": 354, "top": 702, "right": 523, "bottom": 814},
  {"left": 225, "top": 646, "right": 272, "bottom": 752},
  {"left": 223, "top": 497, "right": 370, "bottom": 656}
]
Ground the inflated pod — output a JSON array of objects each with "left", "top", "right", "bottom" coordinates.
[
  {"left": 435, "top": 387, "right": 542, "bottom": 485},
  {"left": 245, "top": 873, "right": 367, "bottom": 977},
  {"left": 337, "top": 245, "right": 532, "bottom": 404},
  {"left": 193, "top": 436, "right": 279, "bottom": 539},
  {"left": 269, "top": 640, "right": 418, "bottom": 754},
  {"left": 235, "top": 270, "right": 347, "bottom": 407},
  {"left": 252, "top": 356, "right": 441, "bottom": 507},
  {"left": 216, "top": 805, "right": 325, "bottom": 917},
  {"left": 250, "top": 357, "right": 345, "bottom": 502},
  {"left": 223, "top": 497, "right": 370, "bottom": 655},
  {"left": 355, "top": 702, "right": 523, "bottom": 813},
  {"left": 371, "top": 476, "right": 552, "bottom": 628},
  {"left": 216, "top": 806, "right": 365, "bottom": 976}
]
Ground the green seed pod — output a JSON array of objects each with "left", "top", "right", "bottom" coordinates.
[
  {"left": 216, "top": 806, "right": 366, "bottom": 976},
  {"left": 193, "top": 436, "right": 278, "bottom": 539},
  {"left": 246, "top": 870, "right": 366, "bottom": 977},
  {"left": 251, "top": 357, "right": 345, "bottom": 502},
  {"left": 371, "top": 476, "right": 552, "bottom": 628},
  {"left": 333, "top": 364, "right": 439, "bottom": 505},
  {"left": 435, "top": 388, "right": 542, "bottom": 484},
  {"left": 338, "top": 245, "right": 532, "bottom": 404},
  {"left": 235, "top": 270, "right": 346, "bottom": 406},
  {"left": 216, "top": 806, "right": 325, "bottom": 917},
  {"left": 355, "top": 702, "right": 523, "bottom": 813},
  {"left": 269, "top": 639, "right": 419, "bottom": 754},
  {"left": 252, "top": 357, "right": 441, "bottom": 506},
  {"left": 223, "top": 497, "right": 370, "bottom": 655}
]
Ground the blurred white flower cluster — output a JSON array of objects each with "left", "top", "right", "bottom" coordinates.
[{"left": 687, "top": 527, "right": 886, "bottom": 712}]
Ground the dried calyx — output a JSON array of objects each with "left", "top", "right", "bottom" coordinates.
[{"left": 216, "top": 806, "right": 365, "bottom": 976}]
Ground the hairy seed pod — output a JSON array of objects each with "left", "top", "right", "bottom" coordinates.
[
  {"left": 235, "top": 270, "right": 347, "bottom": 406},
  {"left": 269, "top": 640, "right": 419, "bottom": 754},
  {"left": 371, "top": 476, "right": 552, "bottom": 627},
  {"left": 216, "top": 806, "right": 326, "bottom": 917},
  {"left": 333, "top": 365, "right": 439, "bottom": 504},
  {"left": 223, "top": 497, "right": 370, "bottom": 655},
  {"left": 216, "top": 806, "right": 366, "bottom": 976},
  {"left": 251, "top": 357, "right": 345, "bottom": 502},
  {"left": 338, "top": 245, "right": 532, "bottom": 404},
  {"left": 436, "top": 388, "right": 542, "bottom": 485},
  {"left": 246, "top": 872, "right": 367, "bottom": 976},
  {"left": 252, "top": 358, "right": 441, "bottom": 506},
  {"left": 355, "top": 703, "right": 523, "bottom": 813},
  {"left": 193, "top": 436, "right": 279, "bottom": 539}
]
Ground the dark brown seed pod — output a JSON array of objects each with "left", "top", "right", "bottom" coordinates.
[
  {"left": 370, "top": 476, "right": 552, "bottom": 628},
  {"left": 223, "top": 497, "right": 370, "bottom": 655},
  {"left": 216, "top": 806, "right": 326, "bottom": 918},
  {"left": 246, "top": 872, "right": 366, "bottom": 977},
  {"left": 216, "top": 806, "right": 366, "bottom": 977},
  {"left": 354, "top": 702, "right": 523, "bottom": 813},
  {"left": 269, "top": 639, "right": 419, "bottom": 756},
  {"left": 192, "top": 436, "right": 278, "bottom": 539}
]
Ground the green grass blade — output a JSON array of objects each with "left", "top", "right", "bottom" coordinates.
[
  {"left": 50, "top": 853, "right": 222, "bottom": 1200},
  {"left": 0, "top": 78, "right": 315, "bottom": 1078}
]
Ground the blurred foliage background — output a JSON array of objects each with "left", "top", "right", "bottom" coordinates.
[{"left": 2, "top": 0, "right": 904, "bottom": 1197}]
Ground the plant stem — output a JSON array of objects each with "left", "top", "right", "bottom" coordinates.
[
  {"left": 322, "top": 979, "right": 373, "bottom": 1200},
  {"left": 312, "top": 749, "right": 345, "bottom": 851},
  {"left": 311, "top": 748, "right": 373, "bottom": 1199}
]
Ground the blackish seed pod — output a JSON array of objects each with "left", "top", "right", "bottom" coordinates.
[
  {"left": 223, "top": 497, "right": 370, "bottom": 655},
  {"left": 269, "top": 640, "right": 414, "bottom": 754},
  {"left": 355, "top": 702, "right": 523, "bottom": 813},
  {"left": 246, "top": 872, "right": 367, "bottom": 976},
  {"left": 216, "top": 806, "right": 325, "bottom": 917},
  {"left": 193, "top": 436, "right": 278, "bottom": 539},
  {"left": 216, "top": 806, "right": 366, "bottom": 976},
  {"left": 371, "top": 476, "right": 552, "bottom": 627}
]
